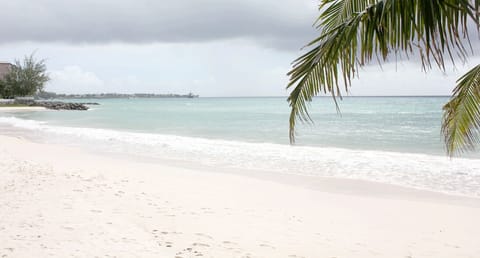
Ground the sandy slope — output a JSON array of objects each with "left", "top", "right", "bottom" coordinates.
[
  {"left": 0, "top": 107, "right": 47, "bottom": 111},
  {"left": 1, "top": 134, "right": 480, "bottom": 258}
]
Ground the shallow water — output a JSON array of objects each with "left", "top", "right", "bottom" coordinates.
[{"left": 1, "top": 97, "right": 479, "bottom": 197}]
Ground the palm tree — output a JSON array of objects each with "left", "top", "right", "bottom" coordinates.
[{"left": 287, "top": 0, "right": 479, "bottom": 156}]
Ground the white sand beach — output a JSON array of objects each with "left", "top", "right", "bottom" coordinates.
[
  {"left": 1, "top": 134, "right": 480, "bottom": 258},
  {"left": 0, "top": 106, "right": 47, "bottom": 112}
]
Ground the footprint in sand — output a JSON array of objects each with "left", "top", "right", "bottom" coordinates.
[
  {"left": 151, "top": 230, "right": 178, "bottom": 248},
  {"left": 221, "top": 241, "right": 242, "bottom": 252},
  {"left": 176, "top": 247, "right": 204, "bottom": 257},
  {"left": 192, "top": 242, "right": 210, "bottom": 247},
  {"left": 195, "top": 233, "right": 213, "bottom": 240},
  {"left": 259, "top": 243, "right": 275, "bottom": 249}
]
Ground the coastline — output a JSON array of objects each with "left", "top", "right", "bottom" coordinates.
[
  {"left": 0, "top": 106, "right": 47, "bottom": 111},
  {"left": 2, "top": 113, "right": 479, "bottom": 199},
  {"left": 1, "top": 134, "right": 480, "bottom": 257}
]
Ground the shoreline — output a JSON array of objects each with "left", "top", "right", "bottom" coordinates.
[
  {"left": 1, "top": 134, "right": 480, "bottom": 257},
  {"left": 1, "top": 117, "right": 480, "bottom": 200},
  {"left": 0, "top": 106, "right": 47, "bottom": 111},
  {"left": 4, "top": 127, "right": 480, "bottom": 205}
]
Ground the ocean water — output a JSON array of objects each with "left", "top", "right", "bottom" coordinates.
[{"left": 1, "top": 97, "right": 480, "bottom": 197}]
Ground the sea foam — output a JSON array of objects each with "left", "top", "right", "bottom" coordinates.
[{"left": 1, "top": 116, "right": 480, "bottom": 198}]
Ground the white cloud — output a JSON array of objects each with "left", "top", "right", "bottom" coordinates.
[
  {"left": 48, "top": 66, "right": 105, "bottom": 93},
  {"left": 347, "top": 58, "right": 480, "bottom": 96},
  {"left": 47, "top": 66, "right": 147, "bottom": 94},
  {"left": 1, "top": 21, "right": 478, "bottom": 98}
]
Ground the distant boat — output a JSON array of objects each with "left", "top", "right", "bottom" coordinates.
[{"left": 187, "top": 92, "right": 199, "bottom": 98}]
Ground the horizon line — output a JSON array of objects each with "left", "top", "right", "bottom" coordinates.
[{"left": 49, "top": 93, "right": 452, "bottom": 98}]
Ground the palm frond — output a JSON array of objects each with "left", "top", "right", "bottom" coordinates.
[
  {"left": 318, "top": 0, "right": 377, "bottom": 33},
  {"left": 442, "top": 64, "right": 480, "bottom": 156},
  {"left": 287, "top": 0, "right": 480, "bottom": 144}
]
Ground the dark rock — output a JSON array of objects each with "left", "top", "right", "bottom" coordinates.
[{"left": 31, "top": 101, "right": 90, "bottom": 110}]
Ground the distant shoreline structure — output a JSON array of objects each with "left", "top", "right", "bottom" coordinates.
[{"left": 36, "top": 92, "right": 199, "bottom": 99}]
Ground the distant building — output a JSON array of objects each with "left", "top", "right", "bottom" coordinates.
[{"left": 0, "top": 62, "right": 13, "bottom": 80}]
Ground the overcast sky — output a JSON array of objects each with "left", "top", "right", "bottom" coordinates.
[{"left": 1, "top": 0, "right": 479, "bottom": 97}]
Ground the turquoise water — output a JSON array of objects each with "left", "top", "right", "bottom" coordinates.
[
  {"left": 6, "top": 97, "right": 449, "bottom": 155},
  {"left": 2, "top": 97, "right": 480, "bottom": 197}
]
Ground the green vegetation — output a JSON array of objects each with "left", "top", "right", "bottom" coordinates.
[
  {"left": 35, "top": 92, "right": 199, "bottom": 99},
  {"left": 0, "top": 54, "right": 50, "bottom": 99},
  {"left": 287, "top": 0, "right": 479, "bottom": 156},
  {"left": 442, "top": 64, "right": 480, "bottom": 155}
]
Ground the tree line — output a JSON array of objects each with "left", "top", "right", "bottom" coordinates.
[{"left": 0, "top": 54, "right": 50, "bottom": 99}]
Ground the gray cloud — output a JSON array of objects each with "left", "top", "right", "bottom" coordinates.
[{"left": 0, "top": 0, "right": 318, "bottom": 51}]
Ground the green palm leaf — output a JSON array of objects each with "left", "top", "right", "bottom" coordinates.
[
  {"left": 442, "top": 64, "right": 480, "bottom": 156},
  {"left": 287, "top": 0, "right": 479, "bottom": 144}
]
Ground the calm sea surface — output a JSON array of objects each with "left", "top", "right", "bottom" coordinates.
[{"left": 1, "top": 97, "right": 480, "bottom": 197}]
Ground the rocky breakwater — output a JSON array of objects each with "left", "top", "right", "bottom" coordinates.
[{"left": 31, "top": 101, "right": 99, "bottom": 110}]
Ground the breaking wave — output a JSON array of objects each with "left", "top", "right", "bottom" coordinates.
[{"left": 1, "top": 116, "right": 480, "bottom": 198}]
